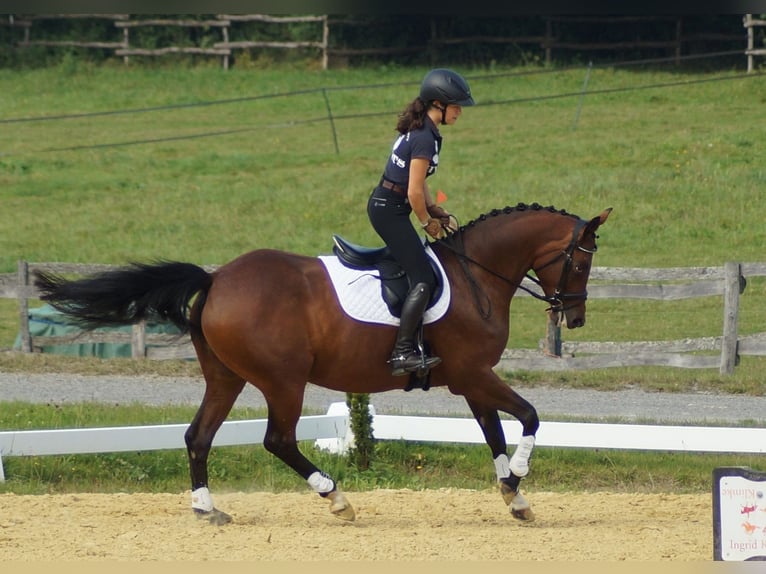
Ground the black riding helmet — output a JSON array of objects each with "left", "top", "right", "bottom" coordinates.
[{"left": 419, "top": 68, "right": 475, "bottom": 107}]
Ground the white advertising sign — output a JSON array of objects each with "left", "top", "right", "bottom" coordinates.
[{"left": 713, "top": 467, "right": 766, "bottom": 561}]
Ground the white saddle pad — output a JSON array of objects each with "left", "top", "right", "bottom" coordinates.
[{"left": 318, "top": 244, "right": 451, "bottom": 326}]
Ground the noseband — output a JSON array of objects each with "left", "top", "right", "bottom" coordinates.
[{"left": 441, "top": 217, "right": 596, "bottom": 320}]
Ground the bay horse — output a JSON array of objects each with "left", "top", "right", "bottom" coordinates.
[{"left": 34, "top": 202, "right": 611, "bottom": 524}]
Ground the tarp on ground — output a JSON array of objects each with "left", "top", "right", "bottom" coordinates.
[{"left": 13, "top": 304, "right": 182, "bottom": 358}]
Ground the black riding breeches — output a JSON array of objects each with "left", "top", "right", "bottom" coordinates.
[{"left": 367, "top": 185, "right": 436, "bottom": 292}]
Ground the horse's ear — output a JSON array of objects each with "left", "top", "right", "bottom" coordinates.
[
  {"left": 583, "top": 207, "right": 612, "bottom": 236},
  {"left": 585, "top": 207, "right": 612, "bottom": 233},
  {"left": 597, "top": 207, "right": 612, "bottom": 225}
]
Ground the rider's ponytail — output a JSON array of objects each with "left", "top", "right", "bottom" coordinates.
[{"left": 395, "top": 97, "right": 428, "bottom": 135}]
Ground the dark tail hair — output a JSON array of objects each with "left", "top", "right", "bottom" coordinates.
[{"left": 33, "top": 261, "right": 212, "bottom": 333}]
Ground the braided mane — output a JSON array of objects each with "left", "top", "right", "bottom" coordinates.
[{"left": 458, "top": 202, "right": 580, "bottom": 233}]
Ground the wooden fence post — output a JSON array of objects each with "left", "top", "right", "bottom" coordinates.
[
  {"left": 746, "top": 14, "right": 754, "bottom": 73},
  {"left": 720, "top": 261, "right": 744, "bottom": 375},
  {"left": 17, "top": 260, "right": 32, "bottom": 353},
  {"left": 321, "top": 15, "right": 329, "bottom": 71},
  {"left": 545, "top": 310, "right": 562, "bottom": 357},
  {"left": 131, "top": 321, "right": 147, "bottom": 359}
]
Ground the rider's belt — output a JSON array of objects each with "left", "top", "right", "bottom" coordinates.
[{"left": 380, "top": 178, "right": 406, "bottom": 195}]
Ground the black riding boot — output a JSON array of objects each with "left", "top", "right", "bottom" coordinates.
[{"left": 389, "top": 282, "right": 442, "bottom": 376}]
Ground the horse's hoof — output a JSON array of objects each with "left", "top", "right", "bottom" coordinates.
[
  {"left": 511, "top": 505, "right": 535, "bottom": 521},
  {"left": 194, "top": 507, "right": 233, "bottom": 525},
  {"left": 327, "top": 490, "right": 356, "bottom": 522},
  {"left": 509, "top": 491, "right": 535, "bottom": 522},
  {"left": 499, "top": 483, "right": 535, "bottom": 522}
]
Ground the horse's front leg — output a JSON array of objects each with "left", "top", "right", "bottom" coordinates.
[{"left": 465, "top": 393, "right": 538, "bottom": 521}]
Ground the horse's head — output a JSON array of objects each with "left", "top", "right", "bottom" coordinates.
[{"left": 533, "top": 208, "right": 612, "bottom": 329}]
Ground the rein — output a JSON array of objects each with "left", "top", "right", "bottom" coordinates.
[{"left": 439, "top": 217, "right": 595, "bottom": 320}]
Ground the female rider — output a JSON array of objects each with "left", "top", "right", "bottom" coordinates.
[{"left": 367, "top": 68, "right": 475, "bottom": 376}]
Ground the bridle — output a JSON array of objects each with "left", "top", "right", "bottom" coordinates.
[
  {"left": 527, "top": 218, "right": 596, "bottom": 320},
  {"left": 440, "top": 217, "right": 597, "bottom": 320}
]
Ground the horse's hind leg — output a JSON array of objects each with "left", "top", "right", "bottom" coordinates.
[
  {"left": 260, "top": 386, "right": 355, "bottom": 522},
  {"left": 185, "top": 338, "right": 246, "bottom": 525}
]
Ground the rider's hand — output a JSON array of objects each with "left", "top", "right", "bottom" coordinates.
[
  {"left": 428, "top": 204, "right": 457, "bottom": 234},
  {"left": 444, "top": 215, "right": 458, "bottom": 234},
  {"left": 422, "top": 218, "right": 444, "bottom": 239},
  {"left": 428, "top": 205, "right": 458, "bottom": 235},
  {"left": 427, "top": 204, "right": 450, "bottom": 222}
]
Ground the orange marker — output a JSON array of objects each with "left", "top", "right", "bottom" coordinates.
[{"left": 436, "top": 190, "right": 448, "bottom": 204}]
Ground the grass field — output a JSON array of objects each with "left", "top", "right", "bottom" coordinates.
[
  {"left": 1, "top": 60, "right": 765, "bottom": 494},
  {"left": 3, "top": 63, "right": 764, "bottom": 268}
]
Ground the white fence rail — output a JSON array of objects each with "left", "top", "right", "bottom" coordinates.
[
  {"left": 0, "top": 411, "right": 348, "bottom": 482},
  {"left": 2, "top": 402, "right": 765, "bottom": 482}
]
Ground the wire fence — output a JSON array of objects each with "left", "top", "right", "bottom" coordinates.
[{"left": 1, "top": 49, "right": 762, "bottom": 157}]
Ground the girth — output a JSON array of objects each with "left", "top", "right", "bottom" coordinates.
[{"left": 331, "top": 234, "right": 443, "bottom": 318}]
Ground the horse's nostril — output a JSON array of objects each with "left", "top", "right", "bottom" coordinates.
[{"left": 569, "top": 317, "right": 585, "bottom": 329}]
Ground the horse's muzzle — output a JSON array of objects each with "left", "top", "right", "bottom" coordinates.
[{"left": 566, "top": 316, "right": 585, "bottom": 329}]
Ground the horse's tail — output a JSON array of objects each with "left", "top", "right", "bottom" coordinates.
[{"left": 33, "top": 261, "right": 212, "bottom": 334}]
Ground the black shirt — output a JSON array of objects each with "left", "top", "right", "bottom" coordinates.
[{"left": 382, "top": 116, "right": 442, "bottom": 188}]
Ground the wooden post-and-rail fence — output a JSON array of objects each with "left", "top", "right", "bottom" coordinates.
[
  {"left": 3, "top": 261, "right": 766, "bottom": 375},
  {"left": 4, "top": 14, "right": 329, "bottom": 70},
  {"left": 2, "top": 14, "right": 755, "bottom": 70}
]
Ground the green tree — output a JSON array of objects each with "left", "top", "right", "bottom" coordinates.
[{"left": 345, "top": 392, "right": 375, "bottom": 470}]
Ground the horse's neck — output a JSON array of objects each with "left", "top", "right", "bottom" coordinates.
[{"left": 460, "top": 212, "right": 560, "bottom": 278}]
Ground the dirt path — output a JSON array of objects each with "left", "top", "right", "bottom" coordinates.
[{"left": 0, "top": 489, "right": 711, "bottom": 561}]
